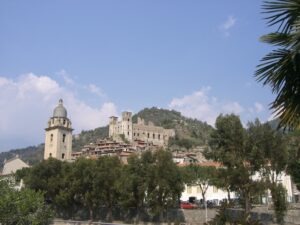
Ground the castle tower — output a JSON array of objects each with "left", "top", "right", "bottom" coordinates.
[
  {"left": 121, "top": 111, "right": 133, "bottom": 141},
  {"left": 109, "top": 116, "right": 118, "bottom": 138},
  {"left": 44, "top": 99, "right": 73, "bottom": 161}
]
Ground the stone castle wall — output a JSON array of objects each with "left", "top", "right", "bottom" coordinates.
[{"left": 109, "top": 112, "right": 175, "bottom": 146}]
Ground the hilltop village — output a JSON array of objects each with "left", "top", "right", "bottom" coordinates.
[
  {"left": 44, "top": 99, "right": 186, "bottom": 163},
  {"left": 1, "top": 99, "right": 300, "bottom": 224},
  {"left": 41, "top": 99, "right": 298, "bottom": 203}
]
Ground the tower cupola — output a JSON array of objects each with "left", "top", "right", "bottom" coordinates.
[{"left": 53, "top": 99, "right": 67, "bottom": 118}]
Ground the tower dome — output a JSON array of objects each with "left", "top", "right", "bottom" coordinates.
[{"left": 53, "top": 99, "right": 67, "bottom": 118}]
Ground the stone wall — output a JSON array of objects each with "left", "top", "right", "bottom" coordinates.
[
  {"left": 51, "top": 209, "right": 216, "bottom": 225},
  {"left": 51, "top": 208, "right": 300, "bottom": 225},
  {"left": 109, "top": 112, "right": 175, "bottom": 146}
]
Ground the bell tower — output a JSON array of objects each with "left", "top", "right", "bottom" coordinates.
[{"left": 44, "top": 99, "right": 73, "bottom": 161}]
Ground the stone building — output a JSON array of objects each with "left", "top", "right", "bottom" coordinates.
[
  {"left": 1, "top": 155, "right": 30, "bottom": 190},
  {"left": 44, "top": 99, "right": 73, "bottom": 161},
  {"left": 109, "top": 112, "right": 175, "bottom": 146},
  {"left": 2, "top": 155, "right": 29, "bottom": 176}
]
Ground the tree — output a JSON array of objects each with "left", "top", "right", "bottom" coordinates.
[
  {"left": 0, "top": 180, "right": 53, "bottom": 225},
  {"left": 94, "top": 156, "right": 122, "bottom": 222},
  {"left": 207, "top": 115, "right": 289, "bottom": 223},
  {"left": 256, "top": 0, "right": 300, "bottom": 129},
  {"left": 182, "top": 165, "right": 217, "bottom": 223},
  {"left": 118, "top": 154, "right": 147, "bottom": 222},
  {"left": 286, "top": 130, "right": 300, "bottom": 189},
  {"left": 183, "top": 165, "right": 217, "bottom": 207},
  {"left": 20, "top": 158, "right": 65, "bottom": 203},
  {"left": 206, "top": 115, "right": 263, "bottom": 217},
  {"left": 142, "top": 150, "right": 184, "bottom": 220},
  {"left": 68, "top": 158, "right": 98, "bottom": 221}
]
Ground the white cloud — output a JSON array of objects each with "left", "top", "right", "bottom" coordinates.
[
  {"left": 86, "top": 84, "right": 105, "bottom": 97},
  {"left": 169, "top": 88, "right": 245, "bottom": 126},
  {"left": 219, "top": 15, "right": 236, "bottom": 37},
  {"left": 0, "top": 73, "right": 118, "bottom": 151},
  {"left": 254, "top": 102, "right": 264, "bottom": 113},
  {"left": 222, "top": 102, "right": 244, "bottom": 114},
  {"left": 57, "top": 69, "right": 74, "bottom": 85}
]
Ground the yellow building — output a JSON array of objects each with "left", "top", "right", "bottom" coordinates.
[{"left": 44, "top": 99, "right": 73, "bottom": 161}]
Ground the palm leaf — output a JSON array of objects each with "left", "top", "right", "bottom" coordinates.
[{"left": 256, "top": 0, "right": 300, "bottom": 129}]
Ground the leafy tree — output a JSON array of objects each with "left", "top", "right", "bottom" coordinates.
[
  {"left": 0, "top": 180, "right": 53, "bottom": 225},
  {"left": 94, "top": 156, "right": 122, "bottom": 222},
  {"left": 68, "top": 158, "right": 98, "bottom": 221},
  {"left": 182, "top": 165, "right": 217, "bottom": 207},
  {"left": 256, "top": 0, "right": 300, "bottom": 129},
  {"left": 207, "top": 115, "right": 289, "bottom": 223},
  {"left": 142, "top": 150, "right": 184, "bottom": 220},
  {"left": 118, "top": 154, "right": 147, "bottom": 222},
  {"left": 20, "top": 158, "right": 65, "bottom": 203},
  {"left": 246, "top": 119, "right": 288, "bottom": 182},
  {"left": 270, "top": 183, "right": 287, "bottom": 225},
  {"left": 213, "top": 168, "right": 233, "bottom": 202},
  {"left": 206, "top": 115, "right": 264, "bottom": 217}
]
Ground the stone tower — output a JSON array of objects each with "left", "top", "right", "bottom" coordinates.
[
  {"left": 122, "top": 111, "right": 133, "bottom": 141},
  {"left": 44, "top": 99, "right": 73, "bottom": 161},
  {"left": 109, "top": 116, "right": 118, "bottom": 138}
]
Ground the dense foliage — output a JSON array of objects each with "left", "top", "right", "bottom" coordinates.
[
  {"left": 17, "top": 150, "right": 184, "bottom": 222},
  {"left": 0, "top": 180, "right": 53, "bottom": 225},
  {"left": 205, "top": 114, "right": 288, "bottom": 223}
]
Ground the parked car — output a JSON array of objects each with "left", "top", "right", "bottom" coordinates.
[{"left": 180, "top": 201, "right": 198, "bottom": 209}]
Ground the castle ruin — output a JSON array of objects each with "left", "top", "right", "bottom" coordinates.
[{"left": 109, "top": 112, "right": 175, "bottom": 146}]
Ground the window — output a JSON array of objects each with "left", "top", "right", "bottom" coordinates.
[
  {"left": 63, "top": 134, "right": 66, "bottom": 143},
  {"left": 158, "top": 134, "right": 160, "bottom": 140},
  {"left": 128, "top": 132, "right": 130, "bottom": 136},
  {"left": 153, "top": 133, "right": 155, "bottom": 139},
  {"left": 50, "top": 134, "right": 53, "bottom": 142},
  {"left": 137, "top": 133, "right": 140, "bottom": 136},
  {"left": 62, "top": 153, "right": 65, "bottom": 159},
  {"left": 63, "top": 119, "right": 66, "bottom": 125},
  {"left": 134, "top": 133, "right": 136, "bottom": 136},
  {"left": 147, "top": 133, "right": 150, "bottom": 138},
  {"left": 49, "top": 153, "right": 52, "bottom": 157},
  {"left": 187, "top": 186, "right": 192, "bottom": 194},
  {"left": 128, "top": 118, "right": 130, "bottom": 122}
]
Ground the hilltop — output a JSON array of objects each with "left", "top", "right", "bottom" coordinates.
[
  {"left": 133, "top": 107, "right": 213, "bottom": 149},
  {"left": 0, "top": 107, "right": 213, "bottom": 168}
]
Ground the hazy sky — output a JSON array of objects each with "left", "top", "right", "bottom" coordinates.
[{"left": 0, "top": 0, "right": 276, "bottom": 151}]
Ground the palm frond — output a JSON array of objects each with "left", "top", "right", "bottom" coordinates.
[
  {"left": 257, "top": 0, "right": 300, "bottom": 129},
  {"left": 260, "top": 32, "right": 294, "bottom": 47},
  {"left": 262, "top": 0, "right": 300, "bottom": 33}
]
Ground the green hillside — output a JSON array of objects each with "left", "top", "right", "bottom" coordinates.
[
  {"left": 72, "top": 126, "right": 109, "bottom": 152},
  {"left": 0, "top": 144, "right": 44, "bottom": 169},
  {"left": 0, "top": 108, "right": 212, "bottom": 169},
  {"left": 133, "top": 107, "right": 213, "bottom": 149}
]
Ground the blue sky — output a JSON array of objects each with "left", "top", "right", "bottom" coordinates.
[{"left": 0, "top": 0, "right": 276, "bottom": 151}]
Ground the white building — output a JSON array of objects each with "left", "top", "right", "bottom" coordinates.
[
  {"left": 1, "top": 155, "right": 30, "bottom": 190},
  {"left": 179, "top": 162, "right": 295, "bottom": 204},
  {"left": 2, "top": 155, "right": 29, "bottom": 175}
]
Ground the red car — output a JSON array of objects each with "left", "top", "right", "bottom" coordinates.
[{"left": 180, "top": 201, "right": 197, "bottom": 209}]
